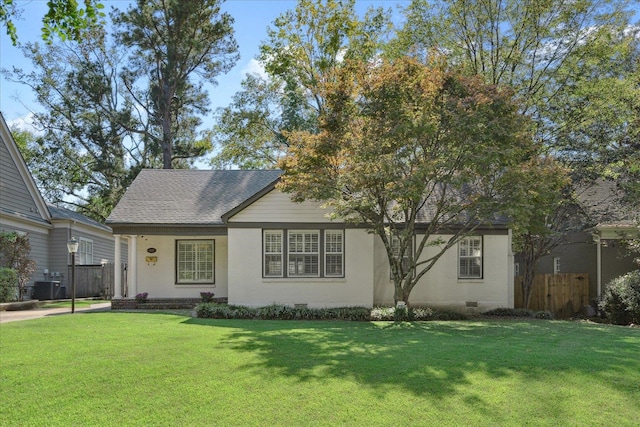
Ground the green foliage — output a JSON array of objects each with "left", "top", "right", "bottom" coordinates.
[
  {"left": 0, "top": 232, "right": 36, "bottom": 300},
  {"left": 599, "top": 270, "right": 640, "bottom": 325},
  {"left": 197, "top": 303, "right": 371, "bottom": 321},
  {"left": 0, "top": 267, "right": 18, "bottom": 303},
  {"left": 482, "top": 307, "right": 554, "bottom": 320},
  {"left": 1, "top": 0, "right": 105, "bottom": 46},
  {"left": 113, "top": 0, "right": 238, "bottom": 169},
  {"left": 280, "top": 55, "right": 538, "bottom": 305},
  {"left": 212, "top": 0, "right": 391, "bottom": 168},
  {"left": 5, "top": 29, "right": 146, "bottom": 221},
  {"left": 391, "top": 0, "right": 639, "bottom": 198}
]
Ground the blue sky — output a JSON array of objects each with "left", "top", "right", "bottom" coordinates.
[{"left": 0, "top": 0, "right": 408, "bottom": 126}]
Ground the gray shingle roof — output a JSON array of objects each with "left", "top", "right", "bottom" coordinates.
[
  {"left": 106, "top": 169, "right": 281, "bottom": 225},
  {"left": 48, "top": 204, "right": 111, "bottom": 231},
  {"left": 577, "top": 179, "right": 638, "bottom": 227}
]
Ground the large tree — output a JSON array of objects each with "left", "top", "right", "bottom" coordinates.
[
  {"left": 390, "top": 0, "right": 640, "bottom": 299},
  {"left": 113, "top": 0, "right": 239, "bottom": 169},
  {"left": 509, "top": 157, "right": 587, "bottom": 308},
  {"left": 390, "top": 0, "right": 638, "bottom": 173},
  {"left": 279, "top": 56, "right": 541, "bottom": 305},
  {"left": 211, "top": 0, "right": 390, "bottom": 168},
  {"left": 4, "top": 29, "right": 147, "bottom": 221}
]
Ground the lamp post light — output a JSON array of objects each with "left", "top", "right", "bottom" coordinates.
[{"left": 67, "top": 237, "right": 79, "bottom": 314}]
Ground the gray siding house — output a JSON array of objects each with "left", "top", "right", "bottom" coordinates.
[
  {"left": 527, "top": 181, "right": 638, "bottom": 301},
  {"left": 0, "top": 113, "right": 126, "bottom": 299}
]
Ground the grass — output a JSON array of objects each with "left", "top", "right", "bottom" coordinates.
[{"left": 1, "top": 313, "right": 639, "bottom": 426}]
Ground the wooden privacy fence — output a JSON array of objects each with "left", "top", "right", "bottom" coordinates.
[
  {"left": 514, "top": 273, "right": 589, "bottom": 319},
  {"left": 67, "top": 263, "right": 127, "bottom": 298}
]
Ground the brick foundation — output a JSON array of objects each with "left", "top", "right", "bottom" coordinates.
[{"left": 111, "top": 297, "right": 228, "bottom": 310}]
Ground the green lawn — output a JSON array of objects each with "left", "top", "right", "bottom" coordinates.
[{"left": 1, "top": 313, "right": 639, "bottom": 426}]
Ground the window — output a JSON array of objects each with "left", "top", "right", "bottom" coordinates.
[
  {"left": 514, "top": 262, "right": 520, "bottom": 277},
  {"left": 79, "top": 238, "right": 93, "bottom": 264},
  {"left": 264, "top": 231, "right": 283, "bottom": 277},
  {"left": 262, "top": 229, "right": 344, "bottom": 278},
  {"left": 324, "top": 230, "right": 344, "bottom": 277},
  {"left": 553, "top": 257, "right": 560, "bottom": 274},
  {"left": 176, "top": 240, "right": 214, "bottom": 284},
  {"left": 390, "top": 234, "right": 413, "bottom": 278},
  {"left": 459, "top": 236, "right": 482, "bottom": 279},
  {"left": 288, "top": 230, "right": 319, "bottom": 277}
]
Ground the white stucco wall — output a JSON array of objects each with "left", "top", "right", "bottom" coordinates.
[
  {"left": 228, "top": 228, "right": 374, "bottom": 308},
  {"left": 132, "top": 234, "right": 225, "bottom": 299},
  {"left": 374, "top": 233, "right": 514, "bottom": 311}
]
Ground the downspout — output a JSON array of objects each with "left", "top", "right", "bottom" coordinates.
[{"left": 593, "top": 232, "right": 602, "bottom": 300}]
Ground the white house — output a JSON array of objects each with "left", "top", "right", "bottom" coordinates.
[{"left": 106, "top": 169, "right": 515, "bottom": 311}]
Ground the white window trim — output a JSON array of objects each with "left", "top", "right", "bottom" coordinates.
[
  {"left": 553, "top": 257, "right": 561, "bottom": 274},
  {"left": 458, "top": 236, "right": 483, "bottom": 279},
  {"left": 262, "top": 229, "right": 345, "bottom": 279},
  {"left": 324, "top": 230, "right": 344, "bottom": 278},
  {"left": 263, "top": 230, "right": 284, "bottom": 278},
  {"left": 176, "top": 239, "right": 215, "bottom": 284},
  {"left": 79, "top": 238, "right": 93, "bottom": 265},
  {"left": 288, "top": 230, "right": 320, "bottom": 278}
]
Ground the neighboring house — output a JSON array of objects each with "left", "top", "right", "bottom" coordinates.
[
  {"left": 0, "top": 112, "right": 126, "bottom": 298},
  {"left": 106, "top": 169, "right": 515, "bottom": 311},
  {"left": 530, "top": 181, "right": 639, "bottom": 301}
]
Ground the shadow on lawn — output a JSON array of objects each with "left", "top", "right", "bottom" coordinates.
[{"left": 183, "top": 318, "right": 640, "bottom": 398}]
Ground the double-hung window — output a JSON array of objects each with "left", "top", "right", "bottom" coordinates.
[
  {"left": 176, "top": 240, "right": 214, "bottom": 284},
  {"left": 324, "top": 230, "right": 344, "bottom": 277},
  {"left": 288, "top": 230, "right": 320, "bottom": 277},
  {"left": 264, "top": 231, "right": 283, "bottom": 277},
  {"left": 389, "top": 234, "right": 414, "bottom": 279},
  {"left": 458, "top": 236, "right": 482, "bottom": 279},
  {"left": 262, "top": 229, "right": 344, "bottom": 278},
  {"left": 79, "top": 238, "right": 93, "bottom": 265}
]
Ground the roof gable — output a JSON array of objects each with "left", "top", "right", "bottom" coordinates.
[
  {"left": 106, "top": 169, "right": 282, "bottom": 226},
  {"left": 0, "top": 113, "right": 51, "bottom": 224}
]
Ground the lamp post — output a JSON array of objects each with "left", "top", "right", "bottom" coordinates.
[{"left": 67, "top": 237, "right": 79, "bottom": 314}]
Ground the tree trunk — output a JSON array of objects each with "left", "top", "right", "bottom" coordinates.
[{"left": 521, "top": 253, "right": 537, "bottom": 309}]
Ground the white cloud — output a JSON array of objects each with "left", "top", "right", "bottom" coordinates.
[
  {"left": 241, "top": 58, "right": 268, "bottom": 79},
  {"left": 8, "top": 112, "right": 42, "bottom": 135}
]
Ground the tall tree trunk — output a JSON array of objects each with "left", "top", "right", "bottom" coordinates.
[{"left": 521, "top": 248, "right": 537, "bottom": 309}]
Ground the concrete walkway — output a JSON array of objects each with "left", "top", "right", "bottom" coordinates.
[{"left": 0, "top": 302, "right": 111, "bottom": 324}]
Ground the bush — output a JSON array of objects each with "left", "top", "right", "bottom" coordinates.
[
  {"left": 200, "top": 292, "right": 215, "bottom": 303},
  {"left": 483, "top": 307, "right": 535, "bottom": 317},
  {"left": 599, "top": 270, "right": 640, "bottom": 325},
  {"left": 134, "top": 292, "right": 148, "bottom": 303},
  {"left": 370, "top": 306, "right": 467, "bottom": 321},
  {"left": 196, "top": 303, "right": 372, "bottom": 321},
  {"left": 0, "top": 268, "right": 18, "bottom": 303},
  {"left": 482, "top": 307, "right": 554, "bottom": 320}
]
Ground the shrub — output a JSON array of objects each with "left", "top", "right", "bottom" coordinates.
[
  {"left": 599, "top": 270, "right": 640, "bottom": 325},
  {"left": 483, "top": 307, "right": 535, "bottom": 317},
  {"left": 482, "top": 307, "right": 553, "bottom": 320},
  {"left": 0, "top": 268, "right": 18, "bottom": 303},
  {"left": 135, "top": 292, "right": 148, "bottom": 303},
  {"left": 200, "top": 292, "right": 215, "bottom": 303},
  {"left": 532, "top": 310, "right": 553, "bottom": 320}
]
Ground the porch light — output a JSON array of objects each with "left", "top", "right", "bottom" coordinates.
[{"left": 67, "top": 237, "right": 78, "bottom": 313}]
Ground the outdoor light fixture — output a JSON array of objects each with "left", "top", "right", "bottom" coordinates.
[{"left": 67, "top": 237, "right": 79, "bottom": 314}]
